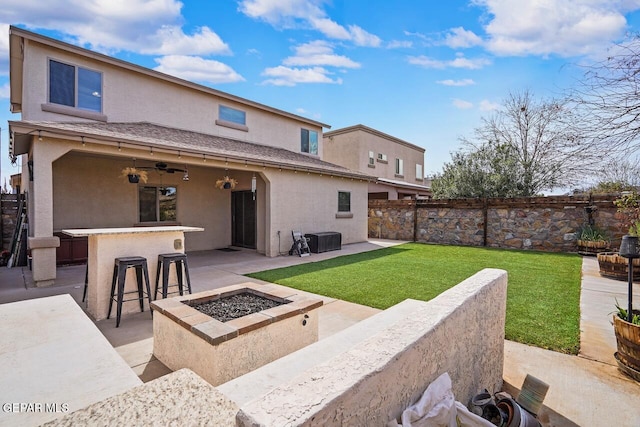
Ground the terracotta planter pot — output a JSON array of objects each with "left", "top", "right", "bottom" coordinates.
[
  {"left": 597, "top": 252, "right": 640, "bottom": 281},
  {"left": 614, "top": 313, "right": 640, "bottom": 381},
  {"left": 576, "top": 239, "right": 609, "bottom": 256}
]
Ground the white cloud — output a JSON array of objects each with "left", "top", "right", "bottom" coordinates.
[
  {"left": 261, "top": 65, "right": 342, "bottom": 86},
  {"left": 141, "top": 26, "right": 231, "bottom": 56},
  {"left": 347, "top": 24, "right": 381, "bottom": 47},
  {"left": 1, "top": 0, "right": 231, "bottom": 56},
  {"left": 283, "top": 40, "right": 360, "bottom": 68},
  {"left": 239, "top": 0, "right": 381, "bottom": 46},
  {"left": 387, "top": 40, "right": 413, "bottom": 49},
  {"left": 443, "top": 27, "right": 483, "bottom": 49},
  {"left": 437, "top": 79, "right": 476, "bottom": 86},
  {"left": 479, "top": 99, "right": 500, "bottom": 111},
  {"left": 0, "top": 24, "right": 9, "bottom": 76},
  {"left": 408, "top": 55, "right": 491, "bottom": 70},
  {"left": 452, "top": 98, "right": 474, "bottom": 109},
  {"left": 0, "top": 83, "right": 9, "bottom": 99},
  {"left": 473, "top": 0, "right": 640, "bottom": 56},
  {"left": 154, "top": 56, "right": 245, "bottom": 84}
]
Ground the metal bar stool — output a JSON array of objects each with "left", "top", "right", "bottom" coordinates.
[
  {"left": 154, "top": 253, "right": 192, "bottom": 300},
  {"left": 107, "top": 256, "right": 153, "bottom": 327}
]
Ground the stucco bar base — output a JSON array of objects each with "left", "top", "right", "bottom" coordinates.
[
  {"left": 62, "top": 226, "right": 203, "bottom": 321},
  {"left": 152, "top": 282, "right": 323, "bottom": 386}
]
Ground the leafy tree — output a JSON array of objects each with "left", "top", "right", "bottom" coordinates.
[{"left": 431, "top": 142, "right": 522, "bottom": 198}]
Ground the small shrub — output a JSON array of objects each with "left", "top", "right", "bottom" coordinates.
[{"left": 576, "top": 224, "right": 609, "bottom": 242}]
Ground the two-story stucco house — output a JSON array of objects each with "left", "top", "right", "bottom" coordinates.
[
  {"left": 323, "top": 124, "right": 431, "bottom": 200},
  {"left": 7, "top": 26, "right": 372, "bottom": 286}
]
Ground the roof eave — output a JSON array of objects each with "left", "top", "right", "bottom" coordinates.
[{"left": 8, "top": 120, "right": 373, "bottom": 181}]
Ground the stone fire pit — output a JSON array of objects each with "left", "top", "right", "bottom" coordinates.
[{"left": 151, "top": 282, "right": 323, "bottom": 386}]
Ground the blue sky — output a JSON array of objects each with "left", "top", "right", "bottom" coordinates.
[{"left": 1, "top": 0, "right": 640, "bottom": 189}]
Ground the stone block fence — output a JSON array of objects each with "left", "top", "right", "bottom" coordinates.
[{"left": 368, "top": 194, "right": 627, "bottom": 253}]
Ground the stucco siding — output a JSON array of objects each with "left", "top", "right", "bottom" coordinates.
[
  {"left": 266, "top": 172, "right": 368, "bottom": 255},
  {"left": 21, "top": 40, "right": 324, "bottom": 155},
  {"left": 324, "top": 127, "right": 425, "bottom": 183}
]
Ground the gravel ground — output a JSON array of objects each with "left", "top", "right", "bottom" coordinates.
[{"left": 191, "top": 293, "right": 285, "bottom": 322}]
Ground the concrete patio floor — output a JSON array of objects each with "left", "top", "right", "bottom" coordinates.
[{"left": 1, "top": 241, "right": 639, "bottom": 426}]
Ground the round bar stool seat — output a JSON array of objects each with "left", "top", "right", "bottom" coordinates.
[
  {"left": 154, "top": 253, "right": 192, "bottom": 300},
  {"left": 107, "top": 256, "right": 153, "bottom": 328}
]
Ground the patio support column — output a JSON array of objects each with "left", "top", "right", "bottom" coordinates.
[{"left": 27, "top": 140, "right": 70, "bottom": 286}]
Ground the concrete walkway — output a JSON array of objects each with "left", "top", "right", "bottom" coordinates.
[{"left": 1, "top": 242, "right": 639, "bottom": 426}]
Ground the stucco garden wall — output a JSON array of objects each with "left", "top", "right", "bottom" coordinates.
[
  {"left": 369, "top": 195, "right": 626, "bottom": 252},
  {"left": 234, "top": 268, "right": 507, "bottom": 426}
]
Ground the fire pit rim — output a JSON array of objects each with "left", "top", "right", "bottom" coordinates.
[{"left": 150, "top": 282, "right": 323, "bottom": 346}]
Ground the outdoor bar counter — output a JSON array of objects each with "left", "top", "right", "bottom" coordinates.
[{"left": 62, "top": 226, "right": 204, "bottom": 321}]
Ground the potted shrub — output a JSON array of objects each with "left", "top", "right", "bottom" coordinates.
[
  {"left": 576, "top": 224, "right": 610, "bottom": 255},
  {"left": 597, "top": 192, "right": 640, "bottom": 280},
  {"left": 120, "top": 167, "right": 148, "bottom": 184},
  {"left": 610, "top": 193, "right": 640, "bottom": 381},
  {"left": 215, "top": 175, "right": 238, "bottom": 190},
  {"left": 613, "top": 301, "right": 640, "bottom": 381}
]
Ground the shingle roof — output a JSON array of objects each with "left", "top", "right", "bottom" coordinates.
[{"left": 11, "top": 121, "right": 374, "bottom": 180}]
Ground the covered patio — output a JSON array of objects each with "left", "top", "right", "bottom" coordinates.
[{"left": 9, "top": 121, "right": 373, "bottom": 287}]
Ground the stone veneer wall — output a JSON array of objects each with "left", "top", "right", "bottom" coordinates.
[
  {"left": 1, "top": 194, "right": 19, "bottom": 251},
  {"left": 368, "top": 194, "right": 626, "bottom": 252}
]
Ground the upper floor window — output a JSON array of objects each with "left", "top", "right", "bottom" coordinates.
[
  {"left": 139, "top": 186, "right": 177, "bottom": 223},
  {"left": 49, "top": 60, "right": 102, "bottom": 113},
  {"left": 368, "top": 151, "right": 375, "bottom": 166},
  {"left": 416, "top": 164, "right": 423, "bottom": 180},
  {"left": 301, "top": 129, "right": 318, "bottom": 155},
  {"left": 219, "top": 105, "right": 246, "bottom": 126},
  {"left": 377, "top": 153, "right": 387, "bottom": 163},
  {"left": 395, "top": 158, "right": 404, "bottom": 176}
]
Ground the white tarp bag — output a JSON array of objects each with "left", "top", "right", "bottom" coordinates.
[{"left": 388, "top": 372, "right": 496, "bottom": 427}]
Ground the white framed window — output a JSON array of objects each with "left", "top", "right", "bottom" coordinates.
[
  {"left": 301, "top": 129, "right": 318, "bottom": 155},
  {"left": 368, "top": 151, "right": 375, "bottom": 166},
  {"left": 219, "top": 105, "right": 246, "bottom": 126},
  {"left": 139, "top": 186, "right": 177, "bottom": 223},
  {"left": 416, "top": 164, "right": 423, "bottom": 180},
  {"left": 49, "top": 59, "right": 102, "bottom": 112},
  {"left": 377, "top": 153, "right": 387, "bottom": 162},
  {"left": 395, "top": 158, "right": 404, "bottom": 176}
]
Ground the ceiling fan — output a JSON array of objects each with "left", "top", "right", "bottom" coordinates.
[{"left": 151, "top": 162, "right": 186, "bottom": 174}]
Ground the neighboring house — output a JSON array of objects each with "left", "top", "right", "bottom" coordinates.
[
  {"left": 323, "top": 125, "right": 431, "bottom": 200},
  {"left": 7, "top": 26, "right": 372, "bottom": 286}
]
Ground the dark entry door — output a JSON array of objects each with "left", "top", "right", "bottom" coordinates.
[{"left": 231, "top": 190, "right": 256, "bottom": 249}]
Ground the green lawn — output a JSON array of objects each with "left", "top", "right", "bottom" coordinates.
[{"left": 247, "top": 243, "right": 582, "bottom": 354}]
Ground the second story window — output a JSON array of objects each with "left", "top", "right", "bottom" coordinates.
[
  {"left": 49, "top": 60, "right": 102, "bottom": 113},
  {"left": 368, "top": 151, "right": 375, "bottom": 166},
  {"left": 395, "top": 158, "right": 404, "bottom": 176},
  {"left": 416, "top": 164, "right": 423, "bottom": 180},
  {"left": 301, "top": 129, "right": 318, "bottom": 155},
  {"left": 377, "top": 153, "right": 387, "bottom": 163},
  {"left": 219, "top": 105, "right": 246, "bottom": 126}
]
